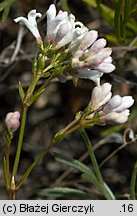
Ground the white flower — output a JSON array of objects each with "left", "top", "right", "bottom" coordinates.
[
  {"left": 90, "top": 83, "right": 112, "bottom": 110},
  {"left": 14, "top": 10, "right": 42, "bottom": 42},
  {"left": 5, "top": 111, "right": 20, "bottom": 131},
  {"left": 46, "top": 4, "right": 88, "bottom": 48},
  {"left": 100, "top": 95, "right": 134, "bottom": 125}
]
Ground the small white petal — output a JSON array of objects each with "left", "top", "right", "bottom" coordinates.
[
  {"left": 14, "top": 17, "right": 28, "bottom": 25},
  {"left": 104, "top": 56, "right": 113, "bottom": 63},
  {"left": 47, "top": 4, "right": 56, "bottom": 21},
  {"left": 95, "top": 62, "right": 115, "bottom": 73},
  {"left": 27, "top": 9, "right": 42, "bottom": 24},
  {"left": 14, "top": 10, "right": 42, "bottom": 40},
  {"left": 121, "top": 109, "right": 130, "bottom": 116},
  {"left": 56, "top": 10, "right": 68, "bottom": 20}
]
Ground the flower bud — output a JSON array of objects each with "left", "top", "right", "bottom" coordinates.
[
  {"left": 78, "top": 30, "right": 98, "bottom": 51},
  {"left": 90, "top": 38, "right": 107, "bottom": 52},
  {"left": 101, "top": 112, "right": 129, "bottom": 125},
  {"left": 5, "top": 111, "right": 20, "bottom": 131},
  {"left": 112, "top": 96, "right": 134, "bottom": 112},
  {"left": 100, "top": 95, "right": 134, "bottom": 125},
  {"left": 103, "top": 95, "right": 122, "bottom": 113},
  {"left": 90, "top": 83, "right": 112, "bottom": 110}
]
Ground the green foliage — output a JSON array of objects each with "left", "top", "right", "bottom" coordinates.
[
  {"left": 60, "top": 0, "right": 70, "bottom": 13},
  {"left": 60, "top": 0, "right": 137, "bottom": 44},
  {"left": 82, "top": 0, "right": 96, "bottom": 7},
  {"left": 55, "top": 153, "right": 115, "bottom": 200},
  {"left": 0, "top": 0, "right": 15, "bottom": 22},
  {"left": 114, "top": 0, "right": 137, "bottom": 43},
  {"left": 37, "top": 187, "right": 94, "bottom": 199},
  {"left": 55, "top": 153, "right": 98, "bottom": 185}
]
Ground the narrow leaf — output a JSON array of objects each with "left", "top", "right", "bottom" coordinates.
[
  {"left": 55, "top": 153, "right": 97, "bottom": 184},
  {"left": 37, "top": 187, "right": 94, "bottom": 199},
  {"left": 18, "top": 81, "right": 25, "bottom": 101}
]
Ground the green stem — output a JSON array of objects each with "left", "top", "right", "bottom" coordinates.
[
  {"left": 130, "top": 161, "right": 137, "bottom": 200},
  {"left": 12, "top": 74, "right": 49, "bottom": 178},
  {"left": 3, "top": 133, "right": 12, "bottom": 191},
  {"left": 56, "top": 119, "right": 79, "bottom": 136},
  {"left": 16, "top": 139, "right": 57, "bottom": 190},
  {"left": 16, "top": 120, "right": 80, "bottom": 190},
  {"left": 79, "top": 127, "right": 115, "bottom": 200},
  {"left": 12, "top": 106, "right": 28, "bottom": 177}
]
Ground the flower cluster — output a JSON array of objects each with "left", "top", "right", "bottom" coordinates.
[
  {"left": 46, "top": 4, "right": 87, "bottom": 49},
  {"left": 89, "top": 83, "right": 134, "bottom": 125},
  {"left": 5, "top": 111, "right": 20, "bottom": 131},
  {"left": 14, "top": 4, "right": 134, "bottom": 125},
  {"left": 14, "top": 4, "right": 115, "bottom": 84},
  {"left": 70, "top": 32, "right": 115, "bottom": 84}
]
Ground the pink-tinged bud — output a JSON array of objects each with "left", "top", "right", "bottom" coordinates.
[
  {"left": 78, "top": 30, "right": 98, "bottom": 51},
  {"left": 103, "top": 95, "right": 122, "bottom": 113},
  {"left": 95, "top": 62, "right": 116, "bottom": 73},
  {"left": 90, "top": 83, "right": 112, "bottom": 110},
  {"left": 90, "top": 38, "right": 107, "bottom": 52},
  {"left": 86, "top": 47, "right": 112, "bottom": 65},
  {"left": 100, "top": 95, "right": 134, "bottom": 125},
  {"left": 5, "top": 111, "right": 20, "bottom": 131},
  {"left": 71, "top": 31, "right": 115, "bottom": 83},
  {"left": 112, "top": 96, "right": 134, "bottom": 112}
]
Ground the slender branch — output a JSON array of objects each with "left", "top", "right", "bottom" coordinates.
[
  {"left": 16, "top": 139, "right": 57, "bottom": 190},
  {"left": 12, "top": 106, "right": 28, "bottom": 177},
  {"left": 16, "top": 119, "right": 80, "bottom": 190}
]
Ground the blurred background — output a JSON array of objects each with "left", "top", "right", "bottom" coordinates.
[{"left": 0, "top": 0, "right": 137, "bottom": 199}]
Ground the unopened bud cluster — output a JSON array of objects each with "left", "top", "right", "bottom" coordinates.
[{"left": 85, "top": 83, "right": 134, "bottom": 125}]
